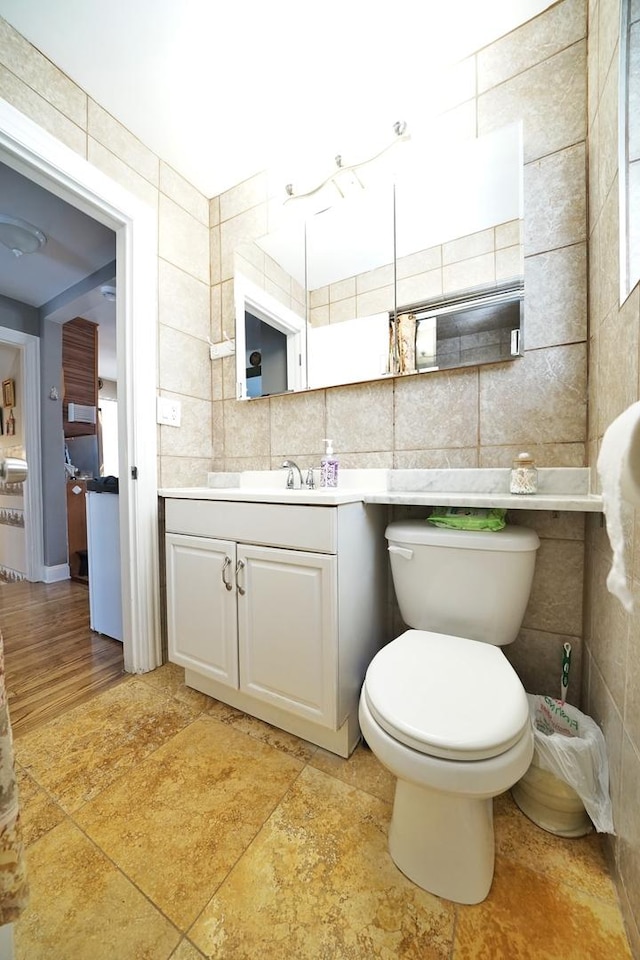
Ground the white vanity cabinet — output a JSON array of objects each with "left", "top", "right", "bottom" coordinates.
[
  {"left": 165, "top": 534, "right": 239, "bottom": 687},
  {"left": 164, "top": 497, "right": 386, "bottom": 756}
]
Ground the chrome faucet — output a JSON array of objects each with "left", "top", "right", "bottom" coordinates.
[{"left": 281, "top": 459, "right": 303, "bottom": 489}]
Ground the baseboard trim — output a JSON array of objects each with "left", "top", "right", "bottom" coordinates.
[{"left": 42, "top": 563, "right": 70, "bottom": 583}]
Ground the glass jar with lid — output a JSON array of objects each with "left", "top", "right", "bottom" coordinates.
[{"left": 510, "top": 452, "right": 538, "bottom": 494}]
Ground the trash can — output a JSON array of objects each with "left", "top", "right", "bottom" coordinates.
[
  {"left": 512, "top": 753, "right": 592, "bottom": 837},
  {"left": 511, "top": 695, "right": 614, "bottom": 837}
]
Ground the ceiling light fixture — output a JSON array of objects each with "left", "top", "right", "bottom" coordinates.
[
  {"left": 100, "top": 285, "right": 117, "bottom": 302},
  {"left": 0, "top": 215, "right": 47, "bottom": 258}
]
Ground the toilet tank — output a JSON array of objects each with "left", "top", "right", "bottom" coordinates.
[{"left": 386, "top": 521, "right": 540, "bottom": 646}]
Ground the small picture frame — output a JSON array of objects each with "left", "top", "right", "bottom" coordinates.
[{"left": 2, "top": 379, "right": 15, "bottom": 409}]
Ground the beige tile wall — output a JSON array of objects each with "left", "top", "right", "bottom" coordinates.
[
  {"left": 233, "top": 242, "right": 304, "bottom": 325},
  {"left": 306, "top": 219, "right": 522, "bottom": 330},
  {"left": 584, "top": 0, "right": 640, "bottom": 955}
]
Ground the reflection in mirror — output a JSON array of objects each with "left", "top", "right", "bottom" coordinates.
[
  {"left": 307, "top": 312, "right": 390, "bottom": 389},
  {"left": 619, "top": 0, "right": 640, "bottom": 301},
  {"left": 233, "top": 271, "right": 306, "bottom": 399},
  {"left": 411, "top": 280, "right": 524, "bottom": 374},
  {"left": 234, "top": 122, "right": 523, "bottom": 399},
  {"left": 393, "top": 124, "right": 522, "bottom": 307},
  {"left": 303, "top": 183, "right": 395, "bottom": 390}
]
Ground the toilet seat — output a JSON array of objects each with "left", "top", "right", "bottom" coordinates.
[{"left": 364, "top": 629, "right": 530, "bottom": 761}]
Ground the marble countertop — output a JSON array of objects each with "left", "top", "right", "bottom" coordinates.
[
  {"left": 363, "top": 490, "right": 603, "bottom": 511},
  {"left": 160, "top": 468, "right": 603, "bottom": 513}
]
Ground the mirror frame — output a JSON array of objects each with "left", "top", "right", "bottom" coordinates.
[{"left": 619, "top": 0, "right": 640, "bottom": 301}]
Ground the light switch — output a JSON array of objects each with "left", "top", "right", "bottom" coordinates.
[{"left": 156, "top": 396, "right": 181, "bottom": 427}]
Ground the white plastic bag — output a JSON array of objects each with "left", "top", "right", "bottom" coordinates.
[{"left": 528, "top": 695, "right": 615, "bottom": 834}]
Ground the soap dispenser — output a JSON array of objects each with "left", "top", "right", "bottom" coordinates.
[{"left": 320, "top": 439, "right": 339, "bottom": 488}]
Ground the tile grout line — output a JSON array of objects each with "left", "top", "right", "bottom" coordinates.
[
  {"left": 181, "top": 759, "right": 311, "bottom": 945},
  {"left": 63, "top": 814, "right": 185, "bottom": 953}
]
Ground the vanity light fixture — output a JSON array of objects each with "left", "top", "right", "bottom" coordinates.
[
  {"left": 0, "top": 215, "right": 47, "bottom": 257},
  {"left": 331, "top": 154, "right": 365, "bottom": 199},
  {"left": 284, "top": 120, "right": 410, "bottom": 203}
]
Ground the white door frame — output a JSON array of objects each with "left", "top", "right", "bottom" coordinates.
[{"left": 0, "top": 97, "right": 161, "bottom": 674}]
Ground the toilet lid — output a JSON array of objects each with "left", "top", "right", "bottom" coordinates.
[{"left": 364, "top": 630, "right": 530, "bottom": 761}]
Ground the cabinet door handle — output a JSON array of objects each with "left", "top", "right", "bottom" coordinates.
[
  {"left": 221, "top": 555, "right": 233, "bottom": 591},
  {"left": 235, "top": 558, "right": 246, "bottom": 595}
]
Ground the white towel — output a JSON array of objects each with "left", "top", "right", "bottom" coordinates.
[{"left": 596, "top": 401, "right": 640, "bottom": 612}]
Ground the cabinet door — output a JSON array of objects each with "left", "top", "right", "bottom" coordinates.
[
  {"left": 237, "top": 544, "right": 337, "bottom": 727},
  {"left": 66, "top": 479, "right": 87, "bottom": 581},
  {"left": 166, "top": 534, "right": 238, "bottom": 687}
]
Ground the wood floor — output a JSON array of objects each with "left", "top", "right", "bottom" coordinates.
[{"left": 1, "top": 579, "right": 126, "bottom": 738}]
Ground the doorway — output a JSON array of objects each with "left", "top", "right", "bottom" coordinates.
[{"left": 0, "top": 96, "right": 160, "bottom": 674}]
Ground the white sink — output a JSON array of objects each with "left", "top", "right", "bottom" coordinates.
[
  {"left": 158, "top": 467, "right": 390, "bottom": 504},
  {"left": 158, "top": 485, "right": 366, "bottom": 505}
]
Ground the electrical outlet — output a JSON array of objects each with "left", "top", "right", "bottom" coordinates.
[
  {"left": 209, "top": 339, "right": 236, "bottom": 360},
  {"left": 156, "top": 396, "right": 181, "bottom": 427}
]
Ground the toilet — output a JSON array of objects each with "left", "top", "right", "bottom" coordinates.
[{"left": 359, "top": 520, "right": 540, "bottom": 905}]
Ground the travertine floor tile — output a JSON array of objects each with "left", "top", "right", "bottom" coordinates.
[
  {"left": 138, "top": 662, "right": 216, "bottom": 713},
  {"left": 495, "top": 791, "right": 617, "bottom": 903},
  {"left": 15, "top": 819, "right": 180, "bottom": 960},
  {"left": 75, "top": 717, "right": 304, "bottom": 930},
  {"left": 189, "top": 765, "right": 454, "bottom": 959},
  {"left": 310, "top": 741, "right": 396, "bottom": 803},
  {"left": 169, "top": 939, "right": 207, "bottom": 959},
  {"left": 9, "top": 683, "right": 632, "bottom": 960},
  {"left": 202, "top": 697, "right": 318, "bottom": 762},
  {"left": 453, "top": 856, "right": 632, "bottom": 960},
  {"left": 14, "top": 678, "right": 197, "bottom": 812},
  {"left": 15, "top": 765, "right": 65, "bottom": 846}
]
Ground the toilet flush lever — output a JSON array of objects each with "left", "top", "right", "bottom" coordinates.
[{"left": 388, "top": 545, "right": 413, "bottom": 560}]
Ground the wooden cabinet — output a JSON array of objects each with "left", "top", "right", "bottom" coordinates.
[
  {"left": 66, "top": 479, "right": 88, "bottom": 581},
  {"left": 164, "top": 497, "right": 387, "bottom": 757},
  {"left": 62, "top": 317, "right": 98, "bottom": 437}
]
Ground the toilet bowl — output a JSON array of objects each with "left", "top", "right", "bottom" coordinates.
[
  {"left": 360, "top": 521, "right": 539, "bottom": 904},
  {"left": 360, "top": 629, "right": 533, "bottom": 903}
]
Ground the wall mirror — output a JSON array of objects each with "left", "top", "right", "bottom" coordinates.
[
  {"left": 619, "top": 0, "right": 640, "bottom": 302},
  {"left": 234, "top": 121, "right": 524, "bottom": 400}
]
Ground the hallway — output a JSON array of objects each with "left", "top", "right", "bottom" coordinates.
[{"left": 1, "top": 579, "right": 125, "bottom": 737}]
